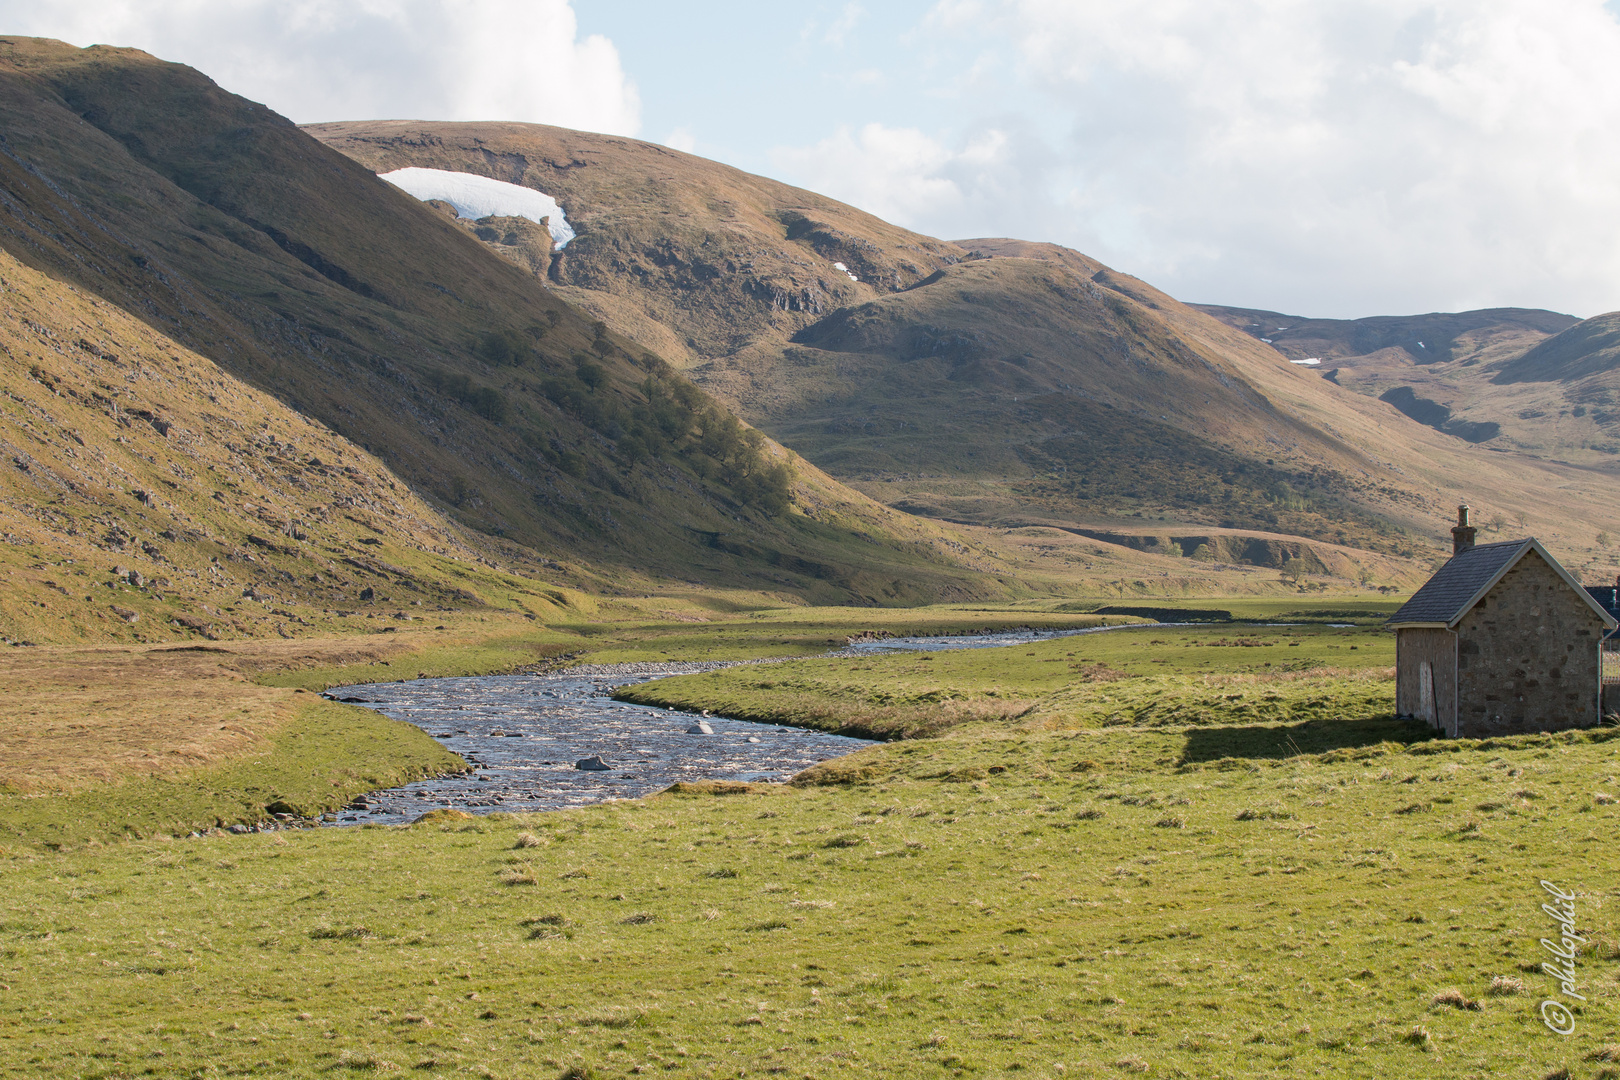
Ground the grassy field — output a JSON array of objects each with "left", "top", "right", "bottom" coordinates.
[
  {"left": 0, "top": 625, "right": 580, "bottom": 845},
  {"left": 0, "top": 602, "right": 1171, "bottom": 845},
  {"left": 3, "top": 606, "right": 1617, "bottom": 1078},
  {"left": 0, "top": 599, "right": 1401, "bottom": 842},
  {"left": 618, "top": 619, "right": 1399, "bottom": 741}
]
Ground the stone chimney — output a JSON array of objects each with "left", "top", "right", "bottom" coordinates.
[{"left": 1452, "top": 503, "right": 1476, "bottom": 555}]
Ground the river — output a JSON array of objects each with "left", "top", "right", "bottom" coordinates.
[{"left": 324, "top": 623, "right": 1174, "bottom": 825}]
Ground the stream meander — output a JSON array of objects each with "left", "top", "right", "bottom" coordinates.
[{"left": 324, "top": 623, "right": 1180, "bottom": 825}]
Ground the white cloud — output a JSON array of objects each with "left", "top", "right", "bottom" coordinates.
[
  {"left": 3, "top": 0, "right": 640, "bottom": 133},
  {"left": 774, "top": 0, "right": 1620, "bottom": 317},
  {"left": 767, "top": 119, "right": 1062, "bottom": 254},
  {"left": 825, "top": 3, "right": 866, "bottom": 46},
  {"left": 769, "top": 121, "right": 1060, "bottom": 244},
  {"left": 772, "top": 123, "right": 965, "bottom": 226},
  {"left": 663, "top": 127, "right": 698, "bottom": 154}
]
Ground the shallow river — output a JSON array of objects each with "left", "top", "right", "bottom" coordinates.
[{"left": 325, "top": 624, "right": 1165, "bottom": 825}]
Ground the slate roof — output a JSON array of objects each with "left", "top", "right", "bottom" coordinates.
[{"left": 1387, "top": 538, "right": 1618, "bottom": 629}]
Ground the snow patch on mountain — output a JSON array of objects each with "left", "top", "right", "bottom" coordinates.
[{"left": 380, "top": 168, "right": 575, "bottom": 248}]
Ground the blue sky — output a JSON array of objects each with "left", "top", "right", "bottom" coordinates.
[
  {"left": 572, "top": 2, "right": 1003, "bottom": 169},
  {"left": 9, "top": 0, "right": 1620, "bottom": 320}
]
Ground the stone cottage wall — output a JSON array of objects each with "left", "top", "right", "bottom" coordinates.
[
  {"left": 1455, "top": 549, "right": 1604, "bottom": 736},
  {"left": 1396, "top": 628, "right": 1456, "bottom": 732}
]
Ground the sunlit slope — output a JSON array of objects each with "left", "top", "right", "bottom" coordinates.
[
  {"left": 309, "top": 124, "right": 1422, "bottom": 555},
  {"left": 1141, "top": 284, "right": 1620, "bottom": 568},
  {"left": 0, "top": 38, "right": 995, "bottom": 604},
  {"left": 311, "top": 122, "right": 1620, "bottom": 568},
  {"left": 959, "top": 240, "right": 1620, "bottom": 569},
  {"left": 0, "top": 245, "right": 590, "bottom": 644},
  {"left": 305, "top": 119, "right": 970, "bottom": 368}
]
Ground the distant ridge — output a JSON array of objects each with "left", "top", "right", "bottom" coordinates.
[{"left": 1493, "top": 311, "right": 1620, "bottom": 383}]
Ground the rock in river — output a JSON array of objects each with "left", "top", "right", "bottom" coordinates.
[
  {"left": 575, "top": 755, "right": 612, "bottom": 771},
  {"left": 687, "top": 720, "right": 714, "bottom": 735}
]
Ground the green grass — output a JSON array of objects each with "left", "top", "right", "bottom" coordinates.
[
  {"left": 4, "top": 621, "right": 1618, "bottom": 1076},
  {"left": 0, "top": 699, "right": 462, "bottom": 847},
  {"left": 618, "top": 623, "right": 1397, "bottom": 739},
  {"left": 0, "top": 605, "right": 1386, "bottom": 852},
  {"left": 3, "top": 713, "right": 1619, "bottom": 1076},
  {"left": 251, "top": 631, "right": 585, "bottom": 692},
  {"left": 562, "top": 607, "right": 1149, "bottom": 666}
]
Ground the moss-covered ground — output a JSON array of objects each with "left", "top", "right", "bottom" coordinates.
[{"left": 3, "top": 605, "right": 1617, "bottom": 1077}]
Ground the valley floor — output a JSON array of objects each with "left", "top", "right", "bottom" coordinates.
[{"left": 1, "top": 599, "right": 1615, "bottom": 1077}]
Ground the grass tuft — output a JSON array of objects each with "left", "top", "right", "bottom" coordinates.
[
  {"left": 1486, "top": 975, "right": 1524, "bottom": 996},
  {"left": 498, "top": 866, "right": 538, "bottom": 886},
  {"left": 1431, "top": 988, "right": 1480, "bottom": 1011}
]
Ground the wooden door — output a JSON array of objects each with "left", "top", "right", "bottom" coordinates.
[{"left": 1418, "top": 661, "right": 1437, "bottom": 726}]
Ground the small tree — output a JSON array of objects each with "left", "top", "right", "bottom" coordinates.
[
  {"left": 1599, "top": 531, "right": 1612, "bottom": 550},
  {"left": 1486, "top": 513, "right": 1505, "bottom": 534},
  {"left": 1515, "top": 511, "right": 1528, "bottom": 530},
  {"left": 575, "top": 357, "right": 607, "bottom": 392},
  {"left": 1151, "top": 537, "right": 1183, "bottom": 558}
]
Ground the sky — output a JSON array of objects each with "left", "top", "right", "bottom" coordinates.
[{"left": 8, "top": 0, "right": 1620, "bottom": 319}]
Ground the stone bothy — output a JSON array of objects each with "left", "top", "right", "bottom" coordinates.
[{"left": 1386, "top": 508, "right": 1616, "bottom": 737}]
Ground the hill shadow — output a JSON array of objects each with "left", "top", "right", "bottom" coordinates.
[{"left": 1180, "top": 716, "right": 1437, "bottom": 766}]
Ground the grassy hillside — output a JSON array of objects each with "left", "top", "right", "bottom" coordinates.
[
  {"left": 310, "top": 122, "right": 1620, "bottom": 578},
  {"left": 1197, "top": 301, "right": 1620, "bottom": 469},
  {"left": 0, "top": 244, "right": 604, "bottom": 645},
  {"left": 305, "top": 119, "right": 969, "bottom": 368},
  {"left": 0, "top": 38, "right": 998, "bottom": 606},
  {"left": 1496, "top": 312, "right": 1620, "bottom": 384},
  {"left": 1010, "top": 246, "right": 1620, "bottom": 577},
  {"left": 311, "top": 124, "right": 1420, "bottom": 554},
  {"left": 1196, "top": 304, "right": 1576, "bottom": 367}
]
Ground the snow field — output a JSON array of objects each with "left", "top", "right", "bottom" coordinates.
[{"left": 380, "top": 168, "right": 575, "bottom": 248}]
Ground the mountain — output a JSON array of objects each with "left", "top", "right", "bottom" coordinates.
[
  {"left": 1493, "top": 312, "right": 1620, "bottom": 383},
  {"left": 1195, "top": 305, "right": 1576, "bottom": 367},
  {"left": 0, "top": 37, "right": 1001, "bottom": 623},
  {"left": 310, "top": 122, "right": 1620, "bottom": 571},
  {"left": 1194, "top": 303, "right": 1620, "bottom": 464},
  {"left": 0, "top": 240, "right": 569, "bottom": 645}
]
